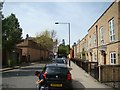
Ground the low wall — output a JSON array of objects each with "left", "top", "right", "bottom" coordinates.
[{"left": 100, "top": 65, "right": 120, "bottom": 82}]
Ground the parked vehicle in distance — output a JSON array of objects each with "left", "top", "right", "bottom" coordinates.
[
  {"left": 52, "top": 58, "right": 67, "bottom": 64},
  {"left": 42, "top": 63, "right": 72, "bottom": 89}
]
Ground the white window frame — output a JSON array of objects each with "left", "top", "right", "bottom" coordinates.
[
  {"left": 99, "top": 26, "right": 104, "bottom": 45},
  {"left": 89, "top": 35, "right": 92, "bottom": 47},
  {"left": 109, "top": 18, "right": 115, "bottom": 42},
  {"left": 94, "top": 33, "right": 97, "bottom": 47},
  {"left": 94, "top": 53, "right": 97, "bottom": 61},
  {"left": 110, "top": 52, "right": 116, "bottom": 65}
]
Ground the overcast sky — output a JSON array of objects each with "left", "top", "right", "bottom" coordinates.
[{"left": 3, "top": 1, "right": 112, "bottom": 46}]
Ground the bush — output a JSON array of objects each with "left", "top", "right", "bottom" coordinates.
[{"left": 8, "top": 59, "right": 14, "bottom": 67}]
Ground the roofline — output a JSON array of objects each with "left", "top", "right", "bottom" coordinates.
[
  {"left": 80, "top": 34, "right": 88, "bottom": 43},
  {"left": 88, "top": 1, "right": 115, "bottom": 32}
]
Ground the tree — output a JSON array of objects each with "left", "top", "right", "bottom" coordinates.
[
  {"left": 58, "top": 44, "right": 66, "bottom": 57},
  {"left": 34, "top": 30, "right": 57, "bottom": 50},
  {"left": 2, "top": 13, "right": 22, "bottom": 51},
  {"left": 0, "top": 2, "right": 4, "bottom": 49},
  {"left": 58, "top": 39, "right": 69, "bottom": 57},
  {"left": 2, "top": 13, "right": 22, "bottom": 66}
]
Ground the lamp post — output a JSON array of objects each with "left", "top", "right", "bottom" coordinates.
[{"left": 55, "top": 22, "right": 71, "bottom": 66}]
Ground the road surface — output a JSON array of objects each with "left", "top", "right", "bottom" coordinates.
[{"left": 2, "top": 62, "right": 84, "bottom": 89}]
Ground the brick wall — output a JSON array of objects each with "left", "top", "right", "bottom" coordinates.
[{"left": 17, "top": 39, "right": 50, "bottom": 62}]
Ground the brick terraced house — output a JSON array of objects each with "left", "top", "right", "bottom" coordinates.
[{"left": 74, "top": 1, "right": 120, "bottom": 65}]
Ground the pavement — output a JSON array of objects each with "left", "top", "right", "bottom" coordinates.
[
  {"left": 0, "top": 66, "right": 20, "bottom": 72},
  {"left": 68, "top": 61, "right": 114, "bottom": 89},
  {"left": 0, "top": 62, "right": 42, "bottom": 72}
]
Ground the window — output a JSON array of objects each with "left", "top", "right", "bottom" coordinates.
[
  {"left": 94, "top": 53, "right": 97, "bottom": 61},
  {"left": 109, "top": 18, "right": 115, "bottom": 42},
  {"left": 94, "top": 33, "right": 97, "bottom": 47},
  {"left": 86, "top": 41, "right": 88, "bottom": 50},
  {"left": 110, "top": 52, "right": 116, "bottom": 64},
  {"left": 89, "top": 35, "right": 92, "bottom": 47},
  {"left": 46, "top": 67, "right": 68, "bottom": 74},
  {"left": 99, "top": 26, "right": 104, "bottom": 45}
]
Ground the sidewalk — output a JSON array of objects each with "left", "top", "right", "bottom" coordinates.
[
  {"left": 0, "top": 60, "right": 51, "bottom": 72},
  {"left": 0, "top": 65, "right": 22, "bottom": 72},
  {"left": 0, "top": 62, "right": 40, "bottom": 72},
  {"left": 68, "top": 61, "right": 113, "bottom": 88}
]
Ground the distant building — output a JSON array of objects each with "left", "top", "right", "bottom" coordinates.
[
  {"left": 16, "top": 38, "right": 50, "bottom": 62},
  {"left": 70, "top": 48, "right": 74, "bottom": 59},
  {"left": 73, "top": 42, "right": 77, "bottom": 58}
]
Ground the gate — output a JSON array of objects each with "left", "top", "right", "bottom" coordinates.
[{"left": 89, "top": 62, "right": 99, "bottom": 80}]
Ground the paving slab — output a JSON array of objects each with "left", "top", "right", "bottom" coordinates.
[{"left": 68, "top": 61, "right": 114, "bottom": 89}]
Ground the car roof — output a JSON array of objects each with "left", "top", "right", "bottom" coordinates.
[
  {"left": 46, "top": 63, "right": 67, "bottom": 68},
  {"left": 55, "top": 58, "right": 62, "bottom": 59},
  {"left": 55, "top": 58, "right": 65, "bottom": 60}
]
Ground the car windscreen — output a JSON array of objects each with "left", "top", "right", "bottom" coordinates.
[
  {"left": 46, "top": 67, "right": 68, "bottom": 74},
  {"left": 54, "top": 59, "right": 65, "bottom": 64}
]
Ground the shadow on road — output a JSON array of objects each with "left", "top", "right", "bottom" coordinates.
[
  {"left": 20, "top": 67, "right": 44, "bottom": 70},
  {"left": 2, "top": 67, "right": 44, "bottom": 78},
  {"left": 72, "top": 79, "right": 85, "bottom": 90}
]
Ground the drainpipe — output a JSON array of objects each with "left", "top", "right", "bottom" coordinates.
[
  {"left": 96, "top": 25, "right": 101, "bottom": 81},
  {"left": 96, "top": 25, "right": 98, "bottom": 64}
]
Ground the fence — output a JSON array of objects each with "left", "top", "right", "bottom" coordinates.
[
  {"left": 72, "top": 58, "right": 120, "bottom": 82},
  {"left": 100, "top": 65, "right": 120, "bottom": 88},
  {"left": 71, "top": 58, "right": 120, "bottom": 88},
  {"left": 100, "top": 65, "right": 120, "bottom": 82}
]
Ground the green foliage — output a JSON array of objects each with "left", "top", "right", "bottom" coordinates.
[
  {"left": 2, "top": 13, "right": 22, "bottom": 66},
  {"left": 58, "top": 44, "right": 69, "bottom": 57},
  {"left": 81, "top": 48, "right": 86, "bottom": 59},
  {"left": 66, "top": 45, "right": 70, "bottom": 55},
  {"left": 8, "top": 59, "right": 14, "bottom": 67},
  {"left": 0, "top": 2, "right": 3, "bottom": 49},
  {"left": 34, "top": 30, "right": 57, "bottom": 50},
  {"left": 0, "top": 2, "right": 4, "bottom": 10},
  {"left": 2, "top": 13, "right": 22, "bottom": 51},
  {"left": 0, "top": 23, "right": 1, "bottom": 49},
  {"left": 35, "top": 35, "right": 53, "bottom": 49}
]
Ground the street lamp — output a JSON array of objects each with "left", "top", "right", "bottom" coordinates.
[{"left": 55, "top": 22, "right": 71, "bottom": 66}]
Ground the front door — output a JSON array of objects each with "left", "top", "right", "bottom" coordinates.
[
  {"left": 90, "top": 52, "right": 92, "bottom": 62},
  {"left": 103, "top": 51, "right": 106, "bottom": 64}
]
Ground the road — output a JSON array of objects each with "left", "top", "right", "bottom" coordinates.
[{"left": 2, "top": 62, "right": 85, "bottom": 89}]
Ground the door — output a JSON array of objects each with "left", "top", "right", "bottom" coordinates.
[{"left": 103, "top": 51, "right": 106, "bottom": 64}]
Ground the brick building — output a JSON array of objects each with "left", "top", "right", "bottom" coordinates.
[
  {"left": 2, "top": 48, "right": 22, "bottom": 66},
  {"left": 16, "top": 38, "right": 50, "bottom": 62},
  {"left": 74, "top": 1, "right": 120, "bottom": 65}
]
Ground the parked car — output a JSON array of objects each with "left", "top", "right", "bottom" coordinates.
[
  {"left": 42, "top": 63, "right": 72, "bottom": 89},
  {"left": 52, "top": 58, "right": 67, "bottom": 64}
]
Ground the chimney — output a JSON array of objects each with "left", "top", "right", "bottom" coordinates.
[{"left": 26, "top": 34, "right": 29, "bottom": 39}]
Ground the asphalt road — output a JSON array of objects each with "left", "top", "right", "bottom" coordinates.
[{"left": 2, "top": 62, "right": 85, "bottom": 89}]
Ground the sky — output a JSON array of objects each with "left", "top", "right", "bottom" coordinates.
[{"left": 2, "top": 1, "right": 113, "bottom": 46}]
